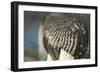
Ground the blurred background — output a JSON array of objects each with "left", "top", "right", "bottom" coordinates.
[{"left": 24, "top": 11, "right": 49, "bottom": 61}]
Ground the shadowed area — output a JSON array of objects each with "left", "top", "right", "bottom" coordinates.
[{"left": 24, "top": 48, "right": 39, "bottom": 61}]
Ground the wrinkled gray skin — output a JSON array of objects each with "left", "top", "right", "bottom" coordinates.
[{"left": 39, "top": 13, "right": 90, "bottom": 60}]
